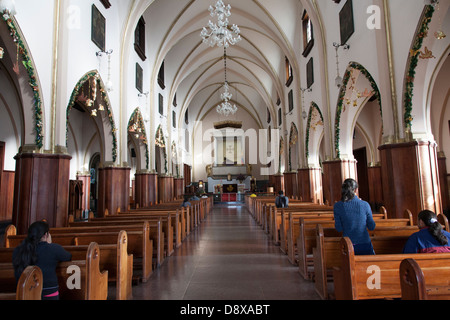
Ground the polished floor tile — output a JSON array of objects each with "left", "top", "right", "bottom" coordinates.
[{"left": 131, "top": 204, "right": 320, "bottom": 300}]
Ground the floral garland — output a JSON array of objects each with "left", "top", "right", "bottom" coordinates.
[
  {"left": 404, "top": 5, "right": 435, "bottom": 129},
  {"left": 305, "top": 102, "right": 324, "bottom": 159},
  {"left": 1, "top": 12, "right": 44, "bottom": 148},
  {"left": 66, "top": 71, "right": 118, "bottom": 162},
  {"left": 155, "top": 125, "right": 168, "bottom": 174},
  {"left": 128, "top": 108, "right": 149, "bottom": 170},
  {"left": 334, "top": 62, "right": 382, "bottom": 158},
  {"left": 288, "top": 123, "right": 298, "bottom": 171}
]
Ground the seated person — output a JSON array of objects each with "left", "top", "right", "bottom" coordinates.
[
  {"left": 190, "top": 194, "right": 200, "bottom": 201},
  {"left": 181, "top": 198, "right": 191, "bottom": 207},
  {"left": 403, "top": 210, "right": 450, "bottom": 253},
  {"left": 275, "top": 191, "right": 289, "bottom": 208},
  {"left": 13, "top": 221, "right": 72, "bottom": 300}
]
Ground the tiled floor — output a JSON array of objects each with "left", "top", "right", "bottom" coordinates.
[{"left": 132, "top": 203, "right": 320, "bottom": 300}]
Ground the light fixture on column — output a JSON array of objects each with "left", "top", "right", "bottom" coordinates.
[
  {"left": 216, "top": 48, "right": 237, "bottom": 117},
  {"left": 333, "top": 42, "right": 350, "bottom": 88},
  {"left": 96, "top": 49, "right": 114, "bottom": 92},
  {"left": 200, "top": 0, "right": 241, "bottom": 48},
  {"left": 0, "top": 0, "right": 17, "bottom": 18}
]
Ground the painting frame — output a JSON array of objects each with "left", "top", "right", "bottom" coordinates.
[
  {"left": 91, "top": 5, "right": 106, "bottom": 52},
  {"left": 306, "top": 57, "right": 314, "bottom": 89},
  {"left": 136, "top": 63, "right": 143, "bottom": 93},
  {"left": 339, "top": 0, "right": 355, "bottom": 45}
]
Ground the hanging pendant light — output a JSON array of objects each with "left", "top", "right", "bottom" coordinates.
[
  {"left": 216, "top": 48, "right": 238, "bottom": 117},
  {"left": 200, "top": 0, "right": 241, "bottom": 48}
]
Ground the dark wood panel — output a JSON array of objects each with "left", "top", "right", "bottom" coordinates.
[
  {"left": 0, "top": 171, "right": 14, "bottom": 222},
  {"left": 12, "top": 153, "right": 71, "bottom": 234},
  {"left": 97, "top": 167, "right": 130, "bottom": 217},
  {"left": 379, "top": 141, "right": 442, "bottom": 222}
]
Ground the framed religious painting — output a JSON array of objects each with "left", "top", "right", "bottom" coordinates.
[
  {"left": 339, "top": 0, "right": 354, "bottom": 45},
  {"left": 91, "top": 5, "right": 106, "bottom": 52}
]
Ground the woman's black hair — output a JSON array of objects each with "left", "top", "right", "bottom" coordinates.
[
  {"left": 341, "top": 178, "right": 358, "bottom": 202},
  {"left": 418, "top": 210, "right": 448, "bottom": 246},
  {"left": 12, "top": 221, "right": 49, "bottom": 277}
]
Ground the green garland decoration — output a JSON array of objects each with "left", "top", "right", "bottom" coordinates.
[
  {"left": 305, "top": 102, "right": 324, "bottom": 160},
  {"left": 155, "top": 125, "right": 168, "bottom": 174},
  {"left": 288, "top": 123, "right": 298, "bottom": 171},
  {"left": 334, "top": 62, "right": 382, "bottom": 158},
  {"left": 66, "top": 71, "right": 118, "bottom": 162},
  {"left": 2, "top": 12, "right": 44, "bottom": 148},
  {"left": 404, "top": 5, "right": 435, "bottom": 129},
  {"left": 128, "top": 108, "right": 149, "bottom": 170}
]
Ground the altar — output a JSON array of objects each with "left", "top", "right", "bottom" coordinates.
[{"left": 205, "top": 122, "right": 253, "bottom": 197}]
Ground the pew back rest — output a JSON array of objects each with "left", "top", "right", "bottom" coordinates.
[
  {"left": 338, "top": 237, "right": 450, "bottom": 300},
  {"left": 400, "top": 258, "right": 450, "bottom": 300},
  {"left": 16, "top": 265, "right": 43, "bottom": 300}
]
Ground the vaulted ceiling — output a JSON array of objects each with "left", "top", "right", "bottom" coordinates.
[{"left": 139, "top": 0, "right": 304, "bottom": 129}]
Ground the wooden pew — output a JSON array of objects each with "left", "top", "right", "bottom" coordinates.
[
  {"left": 5, "top": 224, "right": 153, "bottom": 284},
  {"left": 0, "top": 266, "right": 42, "bottom": 300},
  {"left": 93, "top": 212, "right": 174, "bottom": 257},
  {"left": 272, "top": 206, "right": 335, "bottom": 246},
  {"left": 0, "top": 242, "right": 108, "bottom": 300},
  {"left": 295, "top": 210, "right": 414, "bottom": 279},
  {"left": 117, "top": 209, "right": 181, "bottom": 250},
  {"left": 313, "top": 225, "right": 419, "bottom": 300},
  {"left": 333, "top": 237, "right": 450, "bottom": 300},
  {"left": 400, "top": 258, "right": 450, "bottom": 300},
  {"left": 0, "top": 229, "right": 133, "bottom": 300},
  {"left": 68, "top": 219, "right": 162, "bottom": 271}
]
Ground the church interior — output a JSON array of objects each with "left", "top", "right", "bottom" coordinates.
[{"left": 0, "top": 0, "right": 449, "bottom": 302}]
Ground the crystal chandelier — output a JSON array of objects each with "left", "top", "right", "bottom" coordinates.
[
  {"left": 216, "top": 48, "right": 237, "bottom": 117},
  {"left": 200, "top": 0, "right": 241, "bottom": 48},
  {"left": 217, "top": 82, "right": 237, "bottom": 117}
]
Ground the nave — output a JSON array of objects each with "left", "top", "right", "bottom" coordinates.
[{"left": 131, "top": 203, "right": 319, "bottom": 300}]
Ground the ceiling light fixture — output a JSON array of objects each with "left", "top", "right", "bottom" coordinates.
[
  {"left": 216, "top": 48, "right": 237, "bottom": 117},
  {"left": 200, "top": 0, "right": 241, "bottom": 48}
]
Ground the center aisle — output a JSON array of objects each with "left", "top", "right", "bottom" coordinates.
[{"left": 132, "top": 203, "right": 320, "bottom": 300}]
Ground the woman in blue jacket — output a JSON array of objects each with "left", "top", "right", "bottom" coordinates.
[
  {"left": 403, "top": 210, "right": 450, "bottom": 254},
  {"left": 334, "top": 178, "right": 376, "bottom": 255}
]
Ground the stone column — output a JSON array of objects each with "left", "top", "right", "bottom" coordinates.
[
  {"left": 322, "top": 159, "right": 357, "bottom": 205},
  {"left": 379, "top": 141, "right": 442, "bottom": 221},
  {"left": 135, "top": 172, "right": 158, "bottom": 208},
  {"left": 97, "top": 167, "right": 130, "bottom": 217},
  {"left": 13, "top": 150, "right": 71, "bottom": 233}
]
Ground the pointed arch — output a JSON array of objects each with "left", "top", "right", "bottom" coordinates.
[
  {"left": 403, "top": 4, "right": 435, "bottom": 130},
  {"left": 128, "top": 108, "right": 149, "bottom": 170},
  {"left": 306, "top": 102, "right": 324, "bottom": 162},
  {"left": 66, "top": 70, "right": 118, "bottom": 163},
  {"left": 1, "top": 14, "right": 44, "bottom": 148},
  {"left": 334, "top": 62, "right": 382, "bottom": 158}
]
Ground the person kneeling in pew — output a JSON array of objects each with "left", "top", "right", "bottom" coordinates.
[
  {"left": 12, "top": 221, "right": 72, "bottom": 300},
  {"left": 403, "top": 210, "right": 450, "bottom": 254}
]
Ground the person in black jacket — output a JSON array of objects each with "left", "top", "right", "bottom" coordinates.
[{"left": 12, "top": 221, "right": 72, "bottom": 300}]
